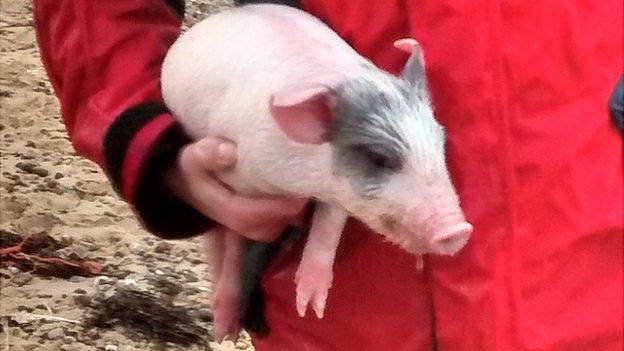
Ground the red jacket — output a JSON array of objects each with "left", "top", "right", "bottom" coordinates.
[{"left": 35, "top": 1, "right": 623, "bottom": 350}]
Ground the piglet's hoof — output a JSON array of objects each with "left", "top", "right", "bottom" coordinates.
[
  {"left": 295, "top": 257, "right": 334, "bottom": 319},
  {"left": 212, "top": 283, "right": 242, "bottom": 343}
]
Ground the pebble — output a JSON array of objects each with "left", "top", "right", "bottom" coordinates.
[
  {"left": 62, "top": 336, "right": 75, "bottom": 344},
  {"left": 236, "top": 341, "right": 248, "bottom": 349},
  {"left": 35, "top": 303, "right": 51, "bottom": 311},
  {"left": 73, "top": 288, "right": 87, "bottom": 294},
  {"left": 21, "top": 344, "right": 39, "bottom": 351},
  {"left": 154, "top": 269, "right": 164, "bottom": 276},
  {"left": 97, "top": 284, "right": 112, "bottom": 292},
  {"left": 154, "top": 241, "right": 173, "bottom": 254},
  {"left": 54, "top": 172, "right": 64, "bottom": 179},
  {"left": 142, "top": 252, "right": 154, "bottom": 260},
  {"left": 196, "top": 308, "right": 214, "bottom": 322},
  {"left": 46, "top": 327, "right": 65, "bottom": 340},
  {"left": 110, "top": 269, "right": 131, "bottom": 279},
  {"left": 17, "top": 305, "right": 34, "bottom": 312},
  {"left": 15, "top": 161, "right": 36, "bottom": 172},
  {"left": 69, "top": 276, "right": 85, "bottom": 283},
  {"left": 73, "top": 294, "right": 92, "bottom": 307},
  {"left": 189, "top": 257, "right": 204, "bottom": 265},
  {"left": 117, "top": 278, "right": 136, "bottom": 287},
  {"left": 152, "top": 277, "right": 184, "bottom": 296},
  {"left": 183, "top": 271, "right": 199, "bottom": 283},
  {"left": 21, "top": 324, "right": 37, "bottom": 333},
  {"left": 104, "top": 344, "right": 118, "bottom": 351},
  {"left": 60, "top": 234, "right": 73, "bottom": 244},
  {"left": 8, "top": 266, "right": 19, "bottom": 274},
  {"left": 187, "top": 286, "right": 209, "bottom": 295},
  {"left": 16, "top": 162, "right": 49, "bottom": 177},
  {"left": 95, "top": 275, "right": 112, "bottom": 284}
]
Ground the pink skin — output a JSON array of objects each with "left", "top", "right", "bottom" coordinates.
[
  {"left": 295, "top": 203, "right": 348, "bottom": 318},
  {"left": 167, "top": 31, "right": 472, "bottom": 339},
  {"left": 165, "top": 135, "right": 305, "bottom": 343},
  {"left": 165, "top": 137, "right": 307, "bottom": 243},
  {"left": 207, "top": 202, "right": 348, "bottom": 341},
  {"left": 404, "top": 198, "right": 473, "bottom": 256},
  {"left": 204, "top": 229, "right": 244, "bottom": 343}
]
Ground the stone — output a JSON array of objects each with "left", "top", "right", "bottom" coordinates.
[
  {"left": 73, "top": 294, "right": 92, "bottom": 307},
  {"left": 32, "top": 167, "right": 49, "bottom": 177},
  {"left": 196, "top": 308, "right": 214, "bottom": 322},
  {"left": 236, "top": 341, "right": 248, "bottom": 349},
  {"left": 46, "top": 327, "right": 65, "bottom": 340},
  {"left": 154, "top": 241, "right": 173, "bottom": 254},
  {"left": 17, "top": 305, "right": 34, "bottom": 313},
  {"left": 12, "top": 273, "right": 33, "bottom": 286},
  {"left": 69, "top": 276, "right": 85, "bottom": 283},
  {"left": 62, "top": 336, "right": 75, "bottom": 344}
]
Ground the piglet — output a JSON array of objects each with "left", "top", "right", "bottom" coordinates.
[{"left": 162, "top": 4, "right": 472, "bottom": 341}]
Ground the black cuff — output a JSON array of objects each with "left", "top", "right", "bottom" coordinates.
[
  {"left": 104, "top": 102, "right": 214, "bottom": 239},
  {"left": 104, "top": 102, "right": 169, "bottom": 194},
  {"left": 134, "top": 123, "right": 215, "bottom": 239}
]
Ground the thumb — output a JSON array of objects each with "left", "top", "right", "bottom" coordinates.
[{"left": 183, "top": 137, "right": 237, "bottom": 173}]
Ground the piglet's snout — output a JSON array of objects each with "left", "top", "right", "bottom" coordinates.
[{"left": 428, "top": 222, "right": 472, "bottom": 255}]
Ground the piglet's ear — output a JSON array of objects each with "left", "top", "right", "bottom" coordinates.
[
  {"left": 270, "top": 85, "right": 334, "bottom": 145},
  {"left": 393, "top": 38, "right": 426, "bottom": 89}
]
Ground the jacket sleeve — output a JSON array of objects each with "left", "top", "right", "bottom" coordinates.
[{"left": 33, "top": 0, "right": 214, "bottom": 239}]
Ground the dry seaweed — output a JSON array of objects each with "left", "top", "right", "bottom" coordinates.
[
  {"left": 84, "top": 285, "right": 211, "bottom": 347},
  {"left": 0, "top": 232, "right": 102, "bottom": 278}
]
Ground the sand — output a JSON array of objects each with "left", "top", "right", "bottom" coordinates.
[{"left": 0, "top": 1, "right": 253, "bottom": 350}]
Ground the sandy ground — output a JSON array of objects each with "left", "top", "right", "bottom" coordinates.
[{"left": 0, "top": 1, "right": 253, "bottom": 350}]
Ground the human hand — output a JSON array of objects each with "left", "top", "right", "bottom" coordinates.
[{"left": 165, "top": 137, "right": 307, "bottom": 241}]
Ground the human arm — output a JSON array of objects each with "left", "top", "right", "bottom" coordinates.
[{"left": 33, "top": 0, "right": 305, "bottom": 240}]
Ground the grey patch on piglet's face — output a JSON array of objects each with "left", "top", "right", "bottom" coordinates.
[{"left": 328, "top": 74, "right": 416, "bottom": 197}]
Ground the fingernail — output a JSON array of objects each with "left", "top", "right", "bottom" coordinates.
[{"left": 218, "top": 142, "right": 237, "bottom": 165}]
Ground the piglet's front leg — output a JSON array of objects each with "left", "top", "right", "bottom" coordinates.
[{"left": 295, "top": 202, "right": 348, "bottom": 319}]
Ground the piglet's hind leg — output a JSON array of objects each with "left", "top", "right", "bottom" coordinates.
[
  {"left": 295, "top": 202, "right": 348, "bottom": 319},
  {"left": 209, "top": 230, "right": 244, "bottom": 343}
]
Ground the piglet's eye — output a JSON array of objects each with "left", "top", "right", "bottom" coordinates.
[{"left": 359, "top": 146, "right": 403, "bottom": 171}]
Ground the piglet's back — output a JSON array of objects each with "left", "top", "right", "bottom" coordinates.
[{"left": 161, "top": 4, "right": 361, "bottom": 141}]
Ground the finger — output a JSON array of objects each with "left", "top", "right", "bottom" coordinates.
[
  {"left": 180, "top": 137, "right": 237, "bottom": 174},
  {"left": 189, "top": 179, "right": 303, "bottom": 241},
  {"left": 222, "top": 196, "right": 307, "bottom": 239},
  {"left": 228, "top": 196, "right": 308, "bottom": 223},
  {"left": 188, "top": 175, "right": 307, "bottom": 229}
]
